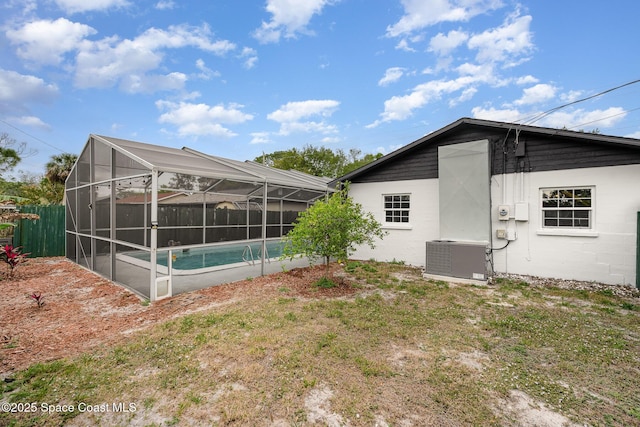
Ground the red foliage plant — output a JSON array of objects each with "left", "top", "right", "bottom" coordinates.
[
  {"left": 30, "top": 292, "right": 44, "bottom": 308},
  {"left": 1, "top": 245, "right": 30, "bottom": 277}
]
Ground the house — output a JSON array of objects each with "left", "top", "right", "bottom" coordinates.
[{"left": 333, "top": 118, "right": 640, "bottom": 287}]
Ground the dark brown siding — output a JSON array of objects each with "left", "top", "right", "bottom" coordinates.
[
  {"left": 494, "top": 132, "right": 640, "bottom": 175},
  {"left": 351, "top": 123, "right": 640, "bottom": 183}
]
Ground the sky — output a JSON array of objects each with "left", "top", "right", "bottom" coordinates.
[{"left": 1, "top": 0, "right": 639, "bottom": 178}]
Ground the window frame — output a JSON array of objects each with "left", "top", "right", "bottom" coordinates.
[
  {"left": 540, "top": 186, "right": 594, "bottom": 230},
  {"left": 383, "top": 193, "right": 411, "bottom": 225}
]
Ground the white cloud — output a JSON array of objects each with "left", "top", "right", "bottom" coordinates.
[
  {"left": 514, "top": 83, "right": 556, "bottom": 106},
  {"left": 540, "top": 107, "right": 627, "bottom": 130},
  {"left": 253, "top": 0, "right": 334, "bottom": 44},
  {"left": 560, "top": 90, "right": 583, "bottom": 103},
  {"left": 372, "top": 7, "right": 536, "bottom": 127},
  {"left": 449, "top": 87, "right": 477, "bottom": 106},
  {"left": 7, "top": 115, "right": 51, "bottom": 130},
  {"left": 250, "top": 132, "right": 272, "bottom": 144},
  {"left": 268, "top": 99, "right": 339, "bottom": 122},
  {"left": 468, "top": 13, "right": 533, "bottom": 64},
  {"left": 3, "top": 0, "right": 37, "bottom": 15},
  {"left": 394, "top": 33, "right": 425, "bottom": 52},
  {"left": 155, "top": 0, "right": 175, "bottom": 10},
  {"left": 368, "top": 90, "right": 428, "bottom": 126},
  {"left": 428, "top": 30, "right": 468, "bottom": 56},
  {"left": 156, "top": 100, "right": 254, "bottom": 138},
  {"left": 194, "top": 59, "right": 219, "bottom": 80},
  {"left": 74, "top": 24, "right": 236, "bottom": 92},
  {"left": 268, "top": 99, "right": 340, "bottom": 136},
  {"left": 134, "top": 24, "right": 236, "bottom": 54},
  {"left": 239, "top": 47, "right": 258, "bottom": 69},
  {"left": 0, "top": 69, "right": 58, "bottom": 113},
  {"left": 395, "top": 39, "right": 416, "bottom": 52},
  {"left": 120, "top": 72, "right": 187, "bottom": 94},
  {"left": 456, "top": 62, "right": 498, "bottom": 82},
  {"left": 7, "top": 20, "right": 237, "bottom": 93},
  {"left": 471, "top": 106, "right": 523, "bottom": 122},
  {"left": 320, "top": 136, "right": 340, "bottom": 144},
  {"left": 386, "top": 0, "right": 503, "bottom": 37},
  {"left": 54, "top": 0, "right": 130, "bottom": 14},
  {"left": 278, "top": 121, "right": 338, "bottom": 136},
  {"left": 6, "top": 18, "right": 96, "bottom": 66},
  {"left": 378, "top": 67, "right": 405, "bottom": 86},
  {"left": 470, "top": 105, "right": 628, "bottom": 131},
  {"left": 515, "top": 75, "right": 538, "bottom": 85},
  {"left": 626, "top": 131, "right": 640, "bottom": 139},
  {"left": 0, "top": 69, "right": 57, "bottom": 130},
  {"left": 368, "top": 73, "right": 495, "bottom": 127}
]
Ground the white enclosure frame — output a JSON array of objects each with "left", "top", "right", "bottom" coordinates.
[{"left": 65, "top": 135, "right": 331, "bottom": 300}]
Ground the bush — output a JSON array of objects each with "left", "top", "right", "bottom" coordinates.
[{"left": 282, "top": 183, "right": 386, "bottom": 278}]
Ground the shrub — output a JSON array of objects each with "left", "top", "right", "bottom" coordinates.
[
  {"left": 282, "top": 182, "right": 386, "bottom": 279},
  {"left": 0, "top": 244, "right": 30, "bottom": 277}
]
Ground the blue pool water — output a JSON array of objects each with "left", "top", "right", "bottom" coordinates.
[{"left": 128, "top": 241, "right": 286, "bottom": 270}]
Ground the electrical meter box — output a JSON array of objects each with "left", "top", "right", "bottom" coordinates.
[{"left": 498, "top": 205, "right": 510, "bottom": 221}]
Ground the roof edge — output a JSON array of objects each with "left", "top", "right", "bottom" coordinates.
[{"left": 331, "top": 117, "right": 640, "bottom": 184}]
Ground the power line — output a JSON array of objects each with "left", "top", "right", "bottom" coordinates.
[
  {"left": 521, "top": 78, "right": 640, "bottom": 126},
  {"left": 566, "top": 106, "right": 640, "bottom": 131},
  {"left": 0, "top": 118, "right": 65, "bottom": 153}
]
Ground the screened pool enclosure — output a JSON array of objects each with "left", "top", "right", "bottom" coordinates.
[{"left": 65, "top": 135, "right": 331, "bottom": 300}]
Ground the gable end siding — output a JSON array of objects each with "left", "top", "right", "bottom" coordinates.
[
  {"left": 351, "top": 128, "right": 497, "bottom": 183},
  {"left": 350, "top": 125, "right": 640, "bottom": 183},
  {"left": 493, "top": 132, "right": 640, "bottom": 175}
]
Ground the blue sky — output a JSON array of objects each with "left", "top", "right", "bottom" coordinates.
[{"left": 1, "top": 0, "right": 639, "bottom": 177}]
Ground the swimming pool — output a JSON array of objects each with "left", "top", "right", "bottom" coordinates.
[{"left": 121, "top": 240, "right": 286, "bottom": 274}]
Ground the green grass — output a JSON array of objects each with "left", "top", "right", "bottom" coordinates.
[{"left": 2, "top": 262, "right": 639, "bottom": 426}]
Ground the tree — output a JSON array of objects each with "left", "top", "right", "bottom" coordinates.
[
  {"left": 255, "top": 145, "right": 383, "bottom": 178},
  {"left": 31, "top": 153, "right": 78, "bottom": 205},
  {"left": 45, "top": 153, "right": 77, "bottom": 185},
  {"left": 342, "top": 149, "right": 384, "bottom": 175},
  {"left": 19, "top": 177, "right": 64, "bottom": 205},
  {"left": 0, "top": 133, "right": 24, "bottom": 176},
  {"left": 281, "top": 183, "right": 387, "bottom": 281}
]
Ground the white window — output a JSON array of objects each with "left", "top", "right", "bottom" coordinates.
[
  {"left": 541, "top": 187, "right": 593, "bottom": 228},
  {"left": 384, "top": 194, "right": 410, "bottom": 223}
]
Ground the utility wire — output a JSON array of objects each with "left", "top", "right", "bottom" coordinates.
[
  {"left": 521, "top": 78, "right": 640, "bottom": 126},
  {"left": 0, "top": 118, "right": 65, "bottom": 153},
  {"left": 567, "top": 106, "right": 640, "bottom": 131}
]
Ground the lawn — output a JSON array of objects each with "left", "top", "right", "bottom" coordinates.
[{"left": 1, "top": 259, "right": 639, "bottom": 426}]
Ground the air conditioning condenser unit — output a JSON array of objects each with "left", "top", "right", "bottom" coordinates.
[{"left": 425, "top": 241, "right": 487, "bottom": 281}]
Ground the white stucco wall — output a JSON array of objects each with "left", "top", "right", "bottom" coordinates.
[
  {"left": 490, "top": 163, "right": 640, "bottom": 286},
  {"left": 349, "top": 163, "right": 639, "bottom": 286},
  {"left": 349, "top": 180, "right": 439, "bottom": 267}
]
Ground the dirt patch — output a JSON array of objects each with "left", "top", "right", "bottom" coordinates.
[
  {"left": 0, "top": 258, "right": 358, "bottom": 375},
  {"left": 497, "top": 390, "right": 581, "bottom": 427},
  {"left": 304, "top": 385, "right": 345, "bottom": 427}
]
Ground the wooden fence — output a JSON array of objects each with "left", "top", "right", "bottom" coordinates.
[{"left": 13, "top": 205, "right": 65, "bottom": 257}]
